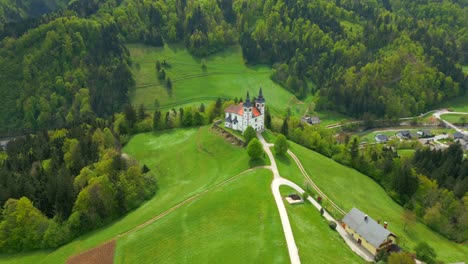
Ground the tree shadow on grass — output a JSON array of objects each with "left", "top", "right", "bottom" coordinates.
[
  {"left": 248, "top": 157, "right": 269, "bottom": 168},
  {"left": 275, "top": 154, "right": 291, "bottom": 166}
]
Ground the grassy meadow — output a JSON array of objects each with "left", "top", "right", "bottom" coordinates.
[
  {"left": 277, "top": 140, "right": 468, "bottom": 262},
  {"left": 128, "top": 44, "right": 294, "bottom": 116},
  {"left": 0, "top": 127, "right": 260, "bottom": 263},
  {"left": 279, "top": 186, "right": 364, "bottom": 264},
  {"left": 440, "top": 113, "right": 468, "bottom": 123},
  {"left": 115, "top": 169, "right": 288, "bottom": 263}
]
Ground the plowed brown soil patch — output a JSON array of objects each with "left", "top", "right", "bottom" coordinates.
[{"left": 67, "top": 240, "right": 116, "bottom": 264}]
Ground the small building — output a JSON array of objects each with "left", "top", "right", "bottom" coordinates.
[
  {"left": 342, "top": 208, "right": 397, "bottom": 256},
  {"left": 453, "top": 132, "right": 466, "bottom": 140},
  {"left": 374, "top": 134, "right": 388, "bottom": 143},
  {"left": 417, "top": 130, "right": 433, "bottom": 138},
  {"left": 301, "top": 116, "right": 321, "bottom": 125},
  {"left": 285, "top": 193, "right": 304, "bottom": 205},
  {"left": 396, "top": 130, "right": 411, "bottom": 139}
]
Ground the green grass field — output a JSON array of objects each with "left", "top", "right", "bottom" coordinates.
[
  {"left": 279, "top": 186, "right": 364, "bottom": 264},
  {"left": 440, "top": 113, "right": 468, "bottom": 124},
  {"left": 0, "top": 127, "right": 260, "bottom": 263},
  {"left": 278, "top": 141, "right": 468, "bottom": 262},
  {"left": 115, "top": 169, "right": 288, "bottom": 263},
  {"left": 128, "top": 43, "right": 294, "bottom": 116}
]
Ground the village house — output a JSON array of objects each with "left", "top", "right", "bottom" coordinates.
[
  {"left": 224, "top": 88, "right": 265, "bottom": 132},
  {"left": 396, "top": 130, "right": 411, "bottom": 140},
  {"left": 342, "top": 208, "right": 397, "bottom": 257},
  {"left": 301, "top": 116, "right": 321, "bottom": 125},
  {"left": 374, "top": 134, "right": 388, "bottom": 143}
]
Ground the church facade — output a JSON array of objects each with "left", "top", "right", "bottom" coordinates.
[{"left": 225, "top": 88, "right": 265, "bottom": 132}]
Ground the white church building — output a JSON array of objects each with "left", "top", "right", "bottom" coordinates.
[{"left": 225, "top": 88, "right": 265, "bottom": 132}]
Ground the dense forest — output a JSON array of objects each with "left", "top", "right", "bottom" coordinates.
[
  {"left": 0, "top": 118, "right": 156, "bottom": 252},
  {"left": 0, "top": 0, "right": 466, "bottom": 136}
]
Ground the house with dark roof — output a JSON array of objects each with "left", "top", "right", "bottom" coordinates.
[
  {"left": 301, "top": 116, "right": 321, "bottom": 125},
  {"left": 417, "top": 130, "right": 433, "bottom": 138},
  {"left": 453, "top": 132, "right": 466, "bottom": 140},
  {"left": 396, "top": 130, "right": 411, "bottom": 139},
  {"left": 225, "top": 88, "right": 265, "bottom": 132},
  {"left": 374, "top": 134, "right": 388, "bottom": 143},
  {"left": 342, "top": 208, "right": 397, "bottom": 256}
]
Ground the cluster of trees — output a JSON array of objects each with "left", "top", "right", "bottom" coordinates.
[
  {"left": 0, "top": 0, "right": 67, "bottom": 31},
  {"left": 0, "top": 120, "right": 156, "bottom": 252},
  {"left": 110, "top": 0, "right": 237, "bottom": 55},
  {"left": 275, "top": 116, "right": 467, "bottom": 242},
  {"left": 0, "top": 15, "right": 133, "bottom": 136}
]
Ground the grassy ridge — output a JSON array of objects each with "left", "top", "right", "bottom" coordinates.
[
  {"left": 128, "top": 44, "right": 295, "bottom": 115},
  {"left": 0, "top": 127, "right": 254, "bottom": 263},
  {"left": 278, "top": 141, "right": 468, "bottom": 262},
  {"left": 279, "top": 186, "right": 364, "bottom": 264},
  {"left": 115, "top": 169, "right": 288, "bottom": 263}
]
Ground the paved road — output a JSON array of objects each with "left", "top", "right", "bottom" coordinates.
[
  {"left": 257, "top": 132, "right": 301, "bottom": 264},
  {"left": 433, "top": 110, "right": 467, "bottom": 134},
  {"left": 258, "top": 131, "right": 376, "bottom": 262},
  {"left": 285, "top": 151, "right": 375, "bottom": 262}
]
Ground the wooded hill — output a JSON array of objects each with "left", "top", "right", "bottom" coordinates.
[{"left": 0, "top": 0, "right": 466, "bottom": 136}]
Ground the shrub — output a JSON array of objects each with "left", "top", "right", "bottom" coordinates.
[
  {"left": 415, "top": 242, "right": 436, "bottom": 264},
  {"left": 243, "top": 126, "right": 257, "bottom": 144},
  {"left": 329, "top": 221, "right": 337, "bottom": 230},
  {"left": 274, "top": 134, "right": 288, "bottom": 156},
  {"left": 247, "top": 138, "right": 264, "bottom": 159}
]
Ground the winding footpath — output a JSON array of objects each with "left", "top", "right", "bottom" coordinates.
[
  {"left": 257, "top": 132, "right": 374, "bottom": 263},
  {"left": 258, "top": 132, "right": 301, "bottom": 264}
]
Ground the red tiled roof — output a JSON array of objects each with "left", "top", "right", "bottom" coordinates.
[
  {"left": 252, "top": 107, "right": 261, "bottom": 117},
  {"left": 225, "top": 103, "right": 262, "bottom": 117},
  {"left": 225, "top": 103, "right": 243, "bottom": 115}
]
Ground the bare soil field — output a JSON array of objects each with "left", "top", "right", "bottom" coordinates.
[{"left": 67, "top": 240, "right": 116, "bottom": 264}]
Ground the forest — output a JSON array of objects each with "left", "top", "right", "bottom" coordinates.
[
  {"left": 1, "top": 0, "right": 466, "bottom": 137},
  {"left": 0, "top": 117, "right": 156, "bottom": 252}
]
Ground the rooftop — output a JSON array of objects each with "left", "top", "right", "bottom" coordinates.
[{"left": 342, "top": 208, "right": 395, "bottom": 249}]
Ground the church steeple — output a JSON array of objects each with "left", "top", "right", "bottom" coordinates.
[
  {"left": 256, "top": 87, "right": 265, "bottom": 103},
  {"left": 244, "top": 91, "right": 252, "bottom": 107}
]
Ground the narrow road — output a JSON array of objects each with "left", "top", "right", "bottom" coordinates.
[
  {"left": 433, "top": 110, "right": 467, "bottom": 134},
  {"left": 285, "top": 150, "right": 374, "bottom": 262},
  {"left": 258, "top": 131, "right": 375, "bottom": 262},
  {"left": 257, "top": 132, "right": 301, "bottom": 264}
]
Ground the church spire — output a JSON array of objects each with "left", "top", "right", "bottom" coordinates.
[
  {"left": 256, "top": 87, "right": 265, "bottom": 103},
  {"left": 244, "top": 91, "right": 252, "bottom": 107}
]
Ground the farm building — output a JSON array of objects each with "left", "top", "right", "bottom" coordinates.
[{"left": 342, "top": 208, "right": 397, "bottom": 256}]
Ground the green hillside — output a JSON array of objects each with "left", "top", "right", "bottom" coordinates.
[
  {"left": 115, "top": 169, "right": 288, "bottom": 263},
  {"left": 0, "top": 126, "right": 257, "bottom": 263},
  {"left": 279, "top": 186, "right": 364, "bottom": 264},
  {"left": 276, "top": 141, "right": 468, "bottom": 262},
  {"left": 128, "top": 44, "right": 294, "bottom": 116}
]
